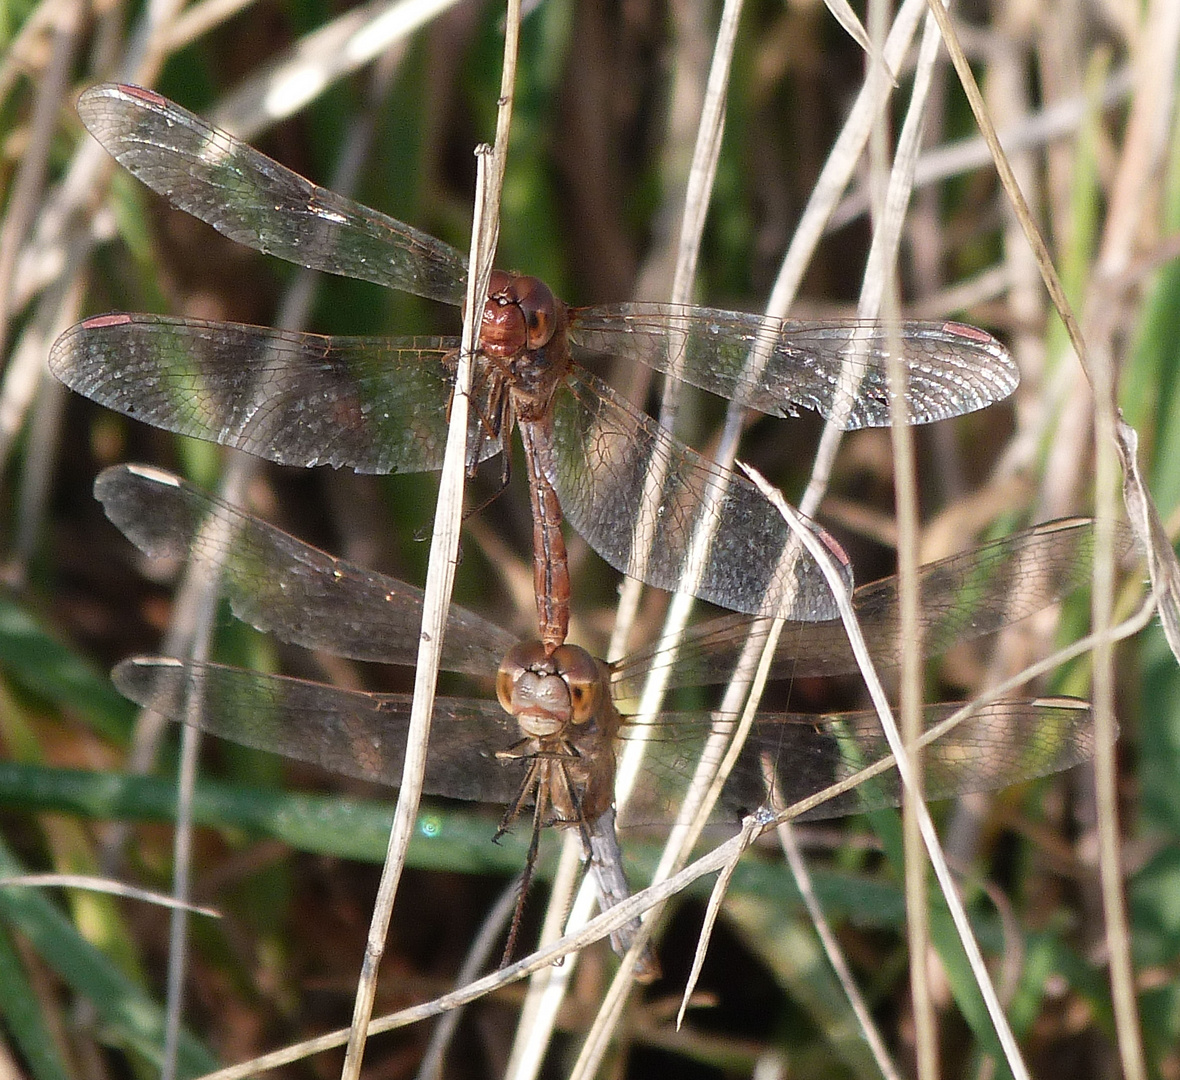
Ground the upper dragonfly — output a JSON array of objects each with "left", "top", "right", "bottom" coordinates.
[
  {"left": 99, "top": 464, "right": 1099, "bottom": 973},
  {"left": 50, "top": 84, "right": 1019, "bottom": 652}
]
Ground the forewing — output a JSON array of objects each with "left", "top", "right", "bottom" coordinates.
[
  {"left": 49, "top": 315, "right": 503, "bottom": 473},
  {"left": 570, "top": 305, "right": 1018, "bottom": 429},
  {"left": 113, "top": 658, "right": 525, "bottom": 805},
  {"left": 840, "top": 516, "right": 1117, "bottom": 671},
  {"left": 78, "top": 84, "right": 468, "bottom": 307},
  {"left": 96, "top": 464, "right": 517, "bottom": 673},
  {"left": 547, "top": 368, "right": 853, "bottom": 621},
  {"left": 610, "top": 517, "right": 1106, "bottom": 696}
]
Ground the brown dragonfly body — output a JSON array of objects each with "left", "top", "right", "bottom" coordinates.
[
  {"left": 479, "top": 273, "right": 573, "bottom": 649},
  {"left": 51, "top": 84, "right": 1023, "bottom": 654},
  {"left": 99, "top": 464, "right": 1102, "bottom": 975}
]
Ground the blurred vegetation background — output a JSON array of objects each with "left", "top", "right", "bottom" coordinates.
[{"left": 1, "top": 0, "right": 1179, "bottom": 1077}]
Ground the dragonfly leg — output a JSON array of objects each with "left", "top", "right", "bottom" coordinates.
[
  {"left": 549, "top": 752, "right": 596, "bottom": 853},
  {"left": 441, "top": 348, "right": 511, "bottom": 477},
  {"left": 501, "top": 775, "right": 551, "bottom": 967},
  {"left": 494, "top": 736, "right": 535, "bottom": 762},
  {"left": 462, "top": 454, "right": 513, "bottom": 519},
  {"left": 494, "top": 756, "right": 544, "bottom": 842}
]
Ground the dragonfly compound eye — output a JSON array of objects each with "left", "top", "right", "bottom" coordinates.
[
  {"left": 512, "top": 276, "right": 558, "bottom": 350},
  {"left": 496, "top": 641, "right": 546, "bottom": 713},
  {"left": 551, "top": 645, "right": 606, "bottom": 725}
]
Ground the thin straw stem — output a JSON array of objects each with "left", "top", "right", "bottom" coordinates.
[{"left": 339, "top": 8, "right": 518, "bottom": 1075}]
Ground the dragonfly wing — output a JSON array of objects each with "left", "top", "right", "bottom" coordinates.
[
  {"left": 96, "top": 465, "right": 517, "bottom": 674},
  {"left": 113, "top": 658, "right": 526, "bottom": 805},
  {"left": 618, "top": 698, "right": 1095, "bottom": 826},
  {"left": 609, "top": 517, "right": 1107, "bottom": 697},
  {"left": 49, "top": 315, "right": 502, "bottom": 473},
  {"left": 571, "top": 305, "right": 1018, "bottom": 430},
  {"left": 546, "top": 368, "right": 852, "bottom": 621},
  {"left": 78, "top": 84, "right": 468, "bottom": 307},
  {"left": 834, "top": 516, "right": 1116, "bottom": 673},
  {"left": 748, "top": 697, "right": 1096, "bottom": 821}
]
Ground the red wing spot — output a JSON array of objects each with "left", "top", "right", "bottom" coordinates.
[
  {"left": 81, "top": 313, "right": 134, "bottom": 329},
  {"left": 118, "top": 84, "right": 167, "bottom": 106},
  {"left": 942, "top": 321, "right": 994, "bottom": 344},
  {"left": 818, "top": 526, "right": 851, "bottom": 570}
]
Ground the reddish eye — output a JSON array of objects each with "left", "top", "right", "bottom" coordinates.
[
  {"left": 525, "top": 305, "right": 551, "bottom": 349},
  {"left": 495, "top": 660, "right": 524, "bottom": 715},
  {"left": 496, "top": 641, "right": 549, "bottom": 714},
  {"left": 514, "top": 277, "right": 557, "bottom": 349},
  {"left": 568, "top": 682, "right": 599, "bottom": 723},
  {"left": 552, "top": 645, "right": 605, "bottom": 724}
]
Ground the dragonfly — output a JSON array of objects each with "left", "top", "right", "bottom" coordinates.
[
  {"left": 50, "top": 83, "right": 1021, "bottom": 653},
  {"left": 98, "top": 463, "right": 1099, "bottom": 975}
]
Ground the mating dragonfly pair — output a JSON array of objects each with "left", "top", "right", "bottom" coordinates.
[{"left": 51, "top": 86, "right": 1097, "bottom": 974}]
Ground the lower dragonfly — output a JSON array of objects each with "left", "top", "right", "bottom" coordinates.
[{"left": 98, "top": 464, "right": 1101, "bottom": 976}]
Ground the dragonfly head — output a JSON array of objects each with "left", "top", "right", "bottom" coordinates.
[
  {"left": 480, "top": 271, "right": 558, "bottom": 359},
  {"left": 497, "top": 641, "right": 608, "bottom": 739}
]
